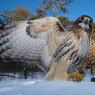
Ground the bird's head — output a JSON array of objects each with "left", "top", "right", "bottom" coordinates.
[{"left": 74, "top": 15, "right": 93, "bottom": 38}]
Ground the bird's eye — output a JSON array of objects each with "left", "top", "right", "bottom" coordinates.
[{"left": 81, "top": 16, "right": 84, "bottom": 20}]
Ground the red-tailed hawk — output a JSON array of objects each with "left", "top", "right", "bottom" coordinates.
[
  {"left": 0, "top": 17, "right": 65, "bottom": 74},
  {"left": 45, "top": 15, "right": 93, "bottom": 80}
]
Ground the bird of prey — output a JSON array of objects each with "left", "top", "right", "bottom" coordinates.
[
  {"left": 0, "top": 17, "right": 65, "bottom": 73},
  {"left": 45, "top": 15, "right": 93, "bottom": 80}
]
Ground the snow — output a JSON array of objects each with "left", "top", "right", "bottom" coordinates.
[{"left": 0, "top": 79, "right": 95, "bottom": 95}]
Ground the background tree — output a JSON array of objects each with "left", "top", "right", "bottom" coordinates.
[
  {"left": 31, "top": 8, "right": 46, "bottom": 20},
  {"left": 36, "top": 8, "right": 46, "bottom": 18},
  {"left": 58, "top": 16, "right": 73, "bottom": 27},
  {"left": 1, "top": 10, "right": 14, "bottom": 23},
  {"left": 14, "top": 7, "right": 31, "bottom": 21},
  {"left": 40, "top": 0, "right": 73, "bottom": 16}
]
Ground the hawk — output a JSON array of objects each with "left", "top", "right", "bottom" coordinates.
[
  {"left": 45, "top": 15, "right": 93, "bottom": 80},
  {"left": 0, "top": 17, "right": 65, "bottom": 73}
]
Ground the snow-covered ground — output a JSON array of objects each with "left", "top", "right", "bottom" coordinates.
[
  {"left": 0, "top": 79, "right": 95, "bottom": 95},
  {"left": 0, "top": 71, "right": 95, "bottom": 95}
]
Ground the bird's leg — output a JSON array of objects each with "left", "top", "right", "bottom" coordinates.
[
  {"left": 45, "top": 62, "right": 57, "bottom": 80},
  {"left": 53, "top": 61, "right": 69, "bottom": 80},
  {"left": 45, "top": 57, "right": 69, "bottom": 80}
]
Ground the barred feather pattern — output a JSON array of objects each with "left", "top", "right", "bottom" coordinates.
[
  {"left": 26, "top": 23, "right": 39, "bottom": 38},
  {"left": 52, "top": 30, "right": 90, "bottom": 73},
  {"left": 0, "top": 31, "right": 11, "bottom": 55}
]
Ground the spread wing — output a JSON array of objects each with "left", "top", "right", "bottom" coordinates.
[{"left": 0, "top": 21, "right": 50, "bottom": 73}]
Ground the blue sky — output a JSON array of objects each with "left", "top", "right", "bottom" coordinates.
[{"left": 0, "top": 0, "right": 95, "bottom": 22}]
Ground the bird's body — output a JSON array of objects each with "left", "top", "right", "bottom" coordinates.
[
  {"left": 45, "top": 29, "right": 89, "bottom": 80},
  {"left": 45, "top": 15, "right": 93, "bottom": 80},
  {"left": 0, "top": 17, "right": 65, "bottom": 71}
]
